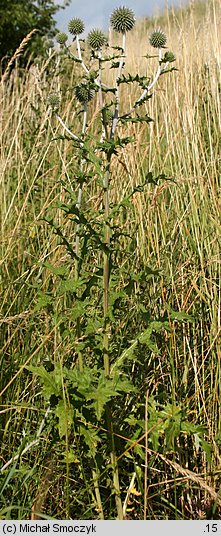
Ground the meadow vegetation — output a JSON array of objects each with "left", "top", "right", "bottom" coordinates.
[{"left": 0, "top": 0, "right": 221, "bottom": 520}]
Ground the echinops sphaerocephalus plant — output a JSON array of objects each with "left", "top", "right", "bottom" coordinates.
[{"left": 44, "top": 5, "right": 176, "bottom": 520}]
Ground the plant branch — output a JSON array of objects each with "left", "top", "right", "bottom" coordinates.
[
  {"left": 126, "top": 48, "right": 169, "bottom": 116},
  {"left": 56, "top": 114, "right": 81, "bottom": 142},
  {"left": 111, "top": 32, "right": 126, "bottom": 137}
]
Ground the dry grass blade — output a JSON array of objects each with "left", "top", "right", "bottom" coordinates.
[
  {"left": 159, "top": 454, "right": 221, "bottom": 507},
  {"left": 1, "top": 29, "right": 38, "bottom": 83}
]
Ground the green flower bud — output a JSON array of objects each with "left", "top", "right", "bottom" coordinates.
[
  {"left": 163, "top": 51, "right": 176, "bottom": 63},
  {"left": 56, "top": 32, "right": 68, "bottom": 45},
  {"left": 149, "top": 29, "right": 167, "bottom": 48},
  {"left": 87, "top": 29, "right": 107, "bottom": 50},
  {"left": 45, "top": 38, "right": 54, "bottom": 50},
  {"left": 110, "top": 6, "right": 135, "bottom": 33},
  {"left": 75, "top": 83, "right": 95, "bottom": 104},
  {"left": 68, "top": 17, "right": 85, "bottom": 35},
  {"left": 47, "top": 93, "right": 61, "bottom": 110}
]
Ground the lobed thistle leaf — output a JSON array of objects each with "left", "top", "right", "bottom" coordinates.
[
  {"left": 149, "top": 28, "right": 167, "bottom": 48},
  {"left": 47, "top": 93, "right": 61, "bottom": 110},
  {"left": 68, "top": 17, "right": 85, "bottom": 35},
  {"left": 87, "top": 29, "right": 107, "bottom": 50},
  {"left": 75, "top": 83, "right": 95, "bottom": 104},
  {"left": 110, "top": 6, "right": 135, "bottom": 33},
  {"left": 56, "top": 32, "right": 68, "bottom": 45}
]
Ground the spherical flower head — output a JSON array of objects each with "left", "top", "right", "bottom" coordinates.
[
  {"left": 163, "top": 51, "right": 176, "bottom": 63},
  {"left": 75, "top": 83, "right": 95, "bottom": 104},
  {"left": 48, "top": 93, "right": 61, "bottom": 111},
  {"left": 87, "top": 29, "right": 107, "bottom": 50},
  {"left": 68, "top": 17, "right": 85, "bottom": 36},
  {"left": 44, "top": 38, "right": 54, "bottom": 50},
  {"left": 149, "top": 28, "right": 167, "bottom": 48},
  {"left": 110, "top": 6, "right": 135, "bottom": 33},
  {"left": 56, "top": 32, "right": 68, "bottom": 45}
]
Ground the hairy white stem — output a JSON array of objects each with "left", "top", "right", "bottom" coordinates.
[
  {"left": 75, "top": 37, "right": 109, "bottom": 91},
  {"left": 75, "top": 104, "right": 87, "bottom": 259},
  {"left": 76, "top": 35, "right": 90, "bottom": 75},
  {"left": 56, "top": 114, "right": 81, "bottom": 142},
  {"left": 98, "top": 51, "right": 109, "bottom": 140},
  {"left": 128, "top": 49, "right": 169, "bottom": 115},
  {"left": 1, "top": 406, "right": 50, "bottom": 474},
  {"left": 111, "top": 32, "right": 126, "bottom": 138}
]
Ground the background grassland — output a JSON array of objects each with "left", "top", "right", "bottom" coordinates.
[{"left": 0, "top": 0, "right": 221, "bottom": 520}]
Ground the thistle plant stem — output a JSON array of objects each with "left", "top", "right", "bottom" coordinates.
[
  {"left": 75, "top": 104, "right": 87, "bottom": 372},
  {"left": 76, "top": 35, "right": 90, "bottom": 75},
  {"left": 127, "top": 49, "right": 169, "bottom": 116},
  {"left": 75, "top": 37, "right": 108, "bottom": 90},
  {"left": 56, "top": 114, "right": 81, "bottom": 141},
  {"left": 103, "top": 153, "right": 123, "bottom": 522},
  {"left": 92, "top": 469, "right": 104, "bottom": 519},
  {"left": 103, "top": 158, "right": 111, "bottom": 377},
  {"left": 98, "top": 52, "right": 109, "bottom": 140},
  {"left": 101, "top": 33, "right": 126, "bottom": 520},
  {"left": 102, "top": 28, "right": 126, "bottom": 369},
  {"left": 111, "top": 32, "right": 126, "bottom": 135}
]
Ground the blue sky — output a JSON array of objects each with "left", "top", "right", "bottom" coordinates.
[{"left": 55, "top": 0, "right": 188, "bottom": 33}]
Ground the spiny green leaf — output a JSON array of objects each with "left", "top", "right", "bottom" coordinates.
[
  {"left": 34, "top": 292, "right": 52, "bottom": 312},
  {"left": 26, "top": 365, "right": 62, "bottom": 398},
  {"left": 44, "top": 261, "right": 67, "bottom": 277},
  {"left": 118, "top": 73, "right": 150, "bottom": 85},
  {"left": 111, "top": 61, "right": 120, "bottom": 68},
  {"left": 160, "top": 66, "right": 179, "bottom": 75},
  {"left": 80, "top": 425, "right": 101, "bottom": 458},
  {"left": 68, "top": 366, "right": 98, "bottom": 398},
  {"left": 55, "top": 400, "right": 74, "bottom": 438},
  {"left": 166, "top": 306, "right": 194, "bottom": 323},
  {"left": 86, "top": 374, "right": 115, "bottom": 420},
  {"left": 120, "top": 114, "right": 153, "bottom": 124},
  {"left": 112, "top": 374, "right": 136, "bottom": 394},
  {"left": 199, "top": 438, "right": 212, "bottom": 463},
  {"left": 57, "top": 277, "right": 87, "bottom": 295},
  {"left": 71, "top": 300, "right": 86, "bottom": 321}
]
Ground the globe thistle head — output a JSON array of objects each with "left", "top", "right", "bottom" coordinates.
[
  {"left": 87, "top": 29, "right": 107, "bottom": 50},
  {"left": 68, "top": 17, "right": 85, "bottom": 36},
  {"left": 75, "top": 83, "right": 95, "bottom": 104},
  {"left": 45, "top": 38, "right": 54, "bottom": 50},
  {"left": 47, "top": 93, "right": 61, "bottom": 111},
  {"left": 110, "top": 6, "right": 135, "bottom": 33},
  {"left": 149, "top": 28, "right": 167, "bottom": 48},
  {"left": 163, "top": 50, "right": 176, "bottom": 63},
  {"left": 56, "top": 32, "right": 68, "bottom": 45}
]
